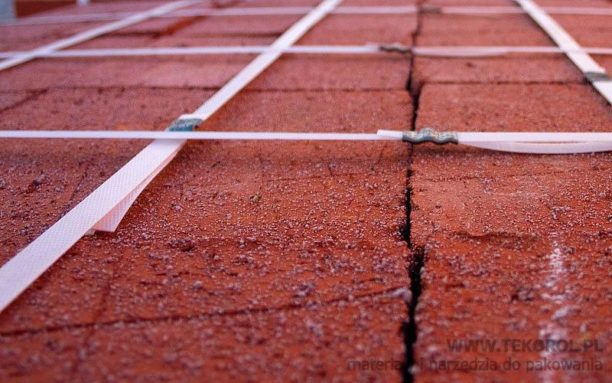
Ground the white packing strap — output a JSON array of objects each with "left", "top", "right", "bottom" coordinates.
[
  {"left": 375, "top": 130, "right": 612, "bottom": 143},
  {"left": 1, "top": 129, "right": 611, "bottom": 155},
  {"left": 0, "top": 130, "right": 389, "bottom": 141},
  {"left": 0, "top": 45, "right": 378, "bottom": 58},
  {"left": 438, "top": 5, "right": 612, "bottom": 16},
  {"left": 411, "top": 46, "right": 612, "bottom": 57},
  {"left": 0, "top": 0, "right": 200, "bottom": 72},
  {"left": 514, "top": 0, "right": 611, "bottom": 104},
  {"left": 0, "top": 0, "right": 343, "bottom": 313},
  {"left": 3, "top": 5, "right": 611, "bottom": 26},
  {"left": 456, "top": 132, "right": 612, "bottom": 142},
  {"left": 0, "top": 139, "right": 186, "bottom": 310},
  {"left": 1, "top": 130, "right": 612, "bottom": 143},
  {"left": 0, "top": 5, "right": 418, "bottom": 28},
  {"left": 464, "top": 141, "right": 612, "bottom": 154},
  {"left": 1, "top": 45, "right": 611, "bottom": 60},
  {"left": 376, "top": 130, "right": 612, "bottom": 154}
]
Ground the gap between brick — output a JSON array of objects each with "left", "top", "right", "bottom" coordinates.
[{"left": 401, "top": 2, "right": 425, "bottom": 382}]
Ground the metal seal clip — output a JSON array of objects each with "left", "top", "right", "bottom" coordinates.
[
  {"left": 168, "top": 117, "right": 203, "bottom": 132},
  {"left": 401, "top": 128, "right": 458, "bottom": 144}
]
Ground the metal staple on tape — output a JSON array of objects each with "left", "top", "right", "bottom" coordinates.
[
  {"left": 584, "top": 72, "right": 611, "bottom": 83},
  {"left": 168, "top": 118, "right": 203, "bottom": 132}
]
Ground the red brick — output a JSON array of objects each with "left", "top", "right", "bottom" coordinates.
[
  {"left": 0, "top": 88, "right": 216, "bottom": 333},
  {"left": 413, "top": 56, "right": 582, "bottom": 85},
  {"left": 0, "top": 328, "right": 85, "bottom": 382},
  {"left": 298, "top": 14, "right": 416, "bottom": 45},
  {"left": 0, "top": 22, "right": 105, "bottom": 51},
  {"left": 162, "top": 14, "right": 301, "bottom": 36},
  {"left": 0, "top": 91, "right": 37, "bottom": 111},
  {"left": 250, "top": 55, "right": 409, "bottom": 90},
  {"left": 536, "top": 0, "right": 611, "bottom": 6},
  {"left": 418, "top": 14, "right": 553, "bottom": 46},
  {"left": 0, "top": 90, "right": 412, "bottom": 347},
  {"left": 77, "top": 298, "right": 406, "bottom": 382},
  {"left": 0, "top": 56, "right": 251, "bottom": 90},
  {"left": 0, "top": 87, "right": 213, "bottom": 263},
  {"left": 554, "top": 14, "right": 612, "bottom": 48},
  {"left": 425, "top": 0, "right": 513, "bottom": 5},
  {"left": 410, "top": 82, "right": 611, "bottom": 382}
]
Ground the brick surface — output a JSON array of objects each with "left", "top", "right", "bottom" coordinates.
[
  {"left": 0, "top": 91, "right": 38, "bottom": 111},
  {"left": 554, "top": 15, "right": 612, "bottom": 48},
  {"left": 412, "top": 56, "right": 583, "bottom": 85},
  {"left": 418, "top": 14, "right": 553, "bottom": 46},
  {"left": 298, "top": 14, "right": 416, "bottom": 44},
  {"left": 410, "top": 83, "right": 611, "bottom": 382},
  {"left": 0, "top": 88, "right": 413, "bottom": 381},
  {"left": 0, "top": 56, "right": 252, "bottom": 90},
  {"left": 0, "top": 0, "right": 610, "bottom": 382},
  {"left": 0, "top": 22, "right": 105, "bottom": 51},
  {"left": 250, "top": 55, "right": 410, "bottom": 90},
  {"left": 0, "top": 88, "right": 213, "bottom": 264}
]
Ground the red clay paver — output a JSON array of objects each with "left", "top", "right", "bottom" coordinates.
[
  {"left": 0, "top": 88, "right": 214, "bottom": 262},
  {"left": 0, "top": 91, "right": 38, "bottom": 111},
  {"left": 1, "top": 0, "right": 610, "bottom": 382},
  {"left": 298, "top": 14, "right": 416, "bottom": 44},
  {"left": 0, "top": 90, "right": 412, "bottom": 330},
  {"left": 407, "top": 1, "right": 611, "bottom": 381},
  {"left": 0, "top": 22, "right": 107, "bottom": 51},
  {"left": 425, "top": 0, "right": 513, "bottom": 5},
  {"left": 249, "top": 55, "right": 410, "bottom": 90},
  {"left": 554, "top": 15, "right": 612, "bottom": 48},
  {"left": 0, "top": 3, "right": 411, "bottom": 381},
  {"left": 410, "top": 83, "right": 611, "bottom": 382},
  {"left": 412, "top": 56, "right": 584, "bottom": 86},
  {"left": 120, "top": 14, "right": 302, "bottom": 36},
  {"left": 418, "top": 14, "right": 554, "bottom": 46},
  {"left": 0, "top": 56, "right": 254, "bottom": 90}
]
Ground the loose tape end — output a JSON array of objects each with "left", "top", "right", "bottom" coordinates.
[{"left": 89, "top": 117, "right": 201, "bottom": 234}]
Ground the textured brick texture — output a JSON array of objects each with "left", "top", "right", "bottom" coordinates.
[
  {"left": 0, "top": 1, "right": 414, "bottom": 382},
  {"left": 0, "top": 0, "right": 610, "bottom": 382}
]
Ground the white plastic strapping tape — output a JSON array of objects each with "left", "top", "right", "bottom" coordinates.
[
  {"left": 0, "top": 139, "right": 185, "bottom": 312},
  {"left": 0, "top": 0, "right": 343, "bottom": 313},
  {"left": 2, "top": 130, "right": 612, "bottom": 154},
  {"left": 514, "top": 0, "right": 612, "bottom": 104},
  {"left": 0, "top": 130, "right": 390, "bottom": 141},
  {"left": 1, "top": 45, "right": 612, "bottom": 59},
  {"left": 0, "top": 0, "right": 199, "bottom": 71},
  {"left": 3, "top": 5, "right": 611, "bottom": 26},
  {"left": 376, "top": 130, "right": 612, "bottom": 153},
  {"left": 2, "top": 130, "right": 612, "bottom": 144},
  {"left": 464, "top": 141, "right": 612, "bottom": 154}
]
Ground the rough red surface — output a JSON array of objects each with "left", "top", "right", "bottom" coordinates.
[
  {"left": 0, "top": 1, "right": 415, "bottom": 381},
  {"left": 408, "top": 5, "right": 611, "bottom": 382},
  {"left": 0, "top": 0, "right": 610, "bottom": 382}
]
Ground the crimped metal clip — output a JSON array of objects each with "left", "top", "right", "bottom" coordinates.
[
  {"left": 584, "top": 71, "right": 611, "bottom": 84},
  {"left": 378, "top": 43, "right": 411, "bottom": 54},
  {"left": 167, "top": 117, "right": 203, "bottom": 132},
  {"left": 401, "top": 128, "right": 458, "bottom": 144}
]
